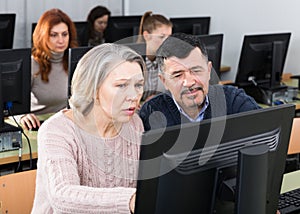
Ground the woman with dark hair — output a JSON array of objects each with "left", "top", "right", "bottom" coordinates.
[
  {"left": 20, "top": 8, "right": 78, "bottom": 130},
  {"left": 81, "top": 5, "right": 111, "bottom": 46}
]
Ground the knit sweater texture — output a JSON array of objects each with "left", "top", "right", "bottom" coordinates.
[
  {"left": 31, "top": 111, "right": 143, "bottom": 213},
  {"left": 31, "top": 52, "right": 68, "bottom": 114},
  {"left": 139, "top": 84, "right": 261, "bottom": 131}
]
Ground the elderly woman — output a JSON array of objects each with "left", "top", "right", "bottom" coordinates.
[{"left": 31, "top": 43, "right": 146, "bottom": 213}]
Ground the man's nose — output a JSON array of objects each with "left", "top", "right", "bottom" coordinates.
[{"left": 182, "top": 71, "right": 196, "bottom": 87}]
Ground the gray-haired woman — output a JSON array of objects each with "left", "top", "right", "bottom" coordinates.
[{"left": 31, "top": 43, "right": 146, "bottom": 214}]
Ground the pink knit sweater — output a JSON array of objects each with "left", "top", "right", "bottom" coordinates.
[{"left": 31, "top": 111, "right": 143, "bottom": 213}]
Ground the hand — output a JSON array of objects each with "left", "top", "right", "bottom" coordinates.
[
  {"left": 20, "top": 113, "right": 41, "bottom": 131},
  {"left": 129, "top": 193, "right": 136, "bottom": 214}
]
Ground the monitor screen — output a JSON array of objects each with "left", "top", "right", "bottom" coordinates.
[
  {"left": 73, "top": 21, "right": 88, "bottom": 46},
  {"left": 197, "top": 34, "right": 223, "bottom": 84},
  {"left": 105, "top": 15, "right": 142, "bottom": 43},
  {"left": 116, "top": 42, "right": 146, "bottom": 57},
  {"left": 170, "top": 17, "right": 210, "bottom": 35},
  {"left": 135, "top": 104, "right": 295, "bottom": 214},
  {"left": 0, "top": 13, "right": 16, "bottom": 49},
  {"left": 67, "top": 46, "right": 93, "bottom": 100},
  {"left": 235, "top": 33, "right": 291, "bottom": 89},
  {"left": 0, "top": 48, "right": 31, "bottom": 128}
]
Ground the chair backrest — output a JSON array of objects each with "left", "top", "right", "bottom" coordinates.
[
  {"left": 0, "top": 169, "right": 36, "bottom": 214},
  {"left": 288, "top": 117, "right": 300, "bottom": 155}
]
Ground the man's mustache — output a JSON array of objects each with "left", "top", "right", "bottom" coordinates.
[{"left": 181, "top": 86, "right": 203, "bottom": 95}]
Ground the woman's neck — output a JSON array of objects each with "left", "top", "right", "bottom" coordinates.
[
  {"left": 69, "top": 109, "right": 122, "bottom": 138},
  {"left": 50, "top": 51, "right": 64, "bottom": 63}
]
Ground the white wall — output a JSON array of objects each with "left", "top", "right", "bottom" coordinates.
[
  {"left": 126, "top": 0, "right": 300, "bottom": 81},
  {"left": 1, "top": 0, "right": 300, "bottom": 81},
  {"left": 0, "top": 0, "right": 122, "bottom": 48}
]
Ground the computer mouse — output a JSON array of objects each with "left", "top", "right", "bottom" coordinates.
[{"left": 29, "top": 120, "right": 44, "bottom": 131}]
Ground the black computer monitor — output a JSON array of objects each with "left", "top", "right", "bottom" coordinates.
[
  {"left": 73, "top": 21, "right": 88, "bottom": 46},
  {"left": 197, "top": 34, "right": 223, "bottom": 84},
  {"left": 0, "top": 14, "right": 16, "bottom": 49},
  {"left": 116, "top": 42, "right": 146, "bottom": 56},
  {"left": 67, "top": 46, "right": 93, "bottom": 101},
  {"left": 0, "top": 48, "right": 31, "bottom": 129},
  {"left": 135, "top": 104, "right": 295, "bottom": 214},
  {"left": 105, "top": 15, "right": 142, "bottom": 43},
  {"left": 235, "top": 33, "right": 291, "bottom": 89},
  {"left": 170, "top": 17, "right": 210, "bottom": 35}
]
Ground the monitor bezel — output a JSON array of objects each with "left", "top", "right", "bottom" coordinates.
[
  {"left": 0, "top": 48, "right": 31, "bottom": 127},
  {"left": 170, "top": 16, "right": 211, "bottom": 35},
  {"left": 0, "top": 13, "right": 16, "bottom": 49},
  {"left": 135, "top": 104, "right": 295, "bottom": 214},
  {"left": 235, "top": 32, "right": 291, "bottom": 88}
]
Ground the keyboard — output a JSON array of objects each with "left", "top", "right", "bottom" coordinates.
[{"left": 278, "top": 187, "right": 300, "bottom": 214}]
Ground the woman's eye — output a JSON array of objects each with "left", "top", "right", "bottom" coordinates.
[
  {"left": 135, "top": 83, "right": 144, "bottom": 89},
  {"left": 62, "top": 32, "right": 69, "bottom": 37},
  {"left": 117, "top": 84, "right": 127, "bottom": 88}
]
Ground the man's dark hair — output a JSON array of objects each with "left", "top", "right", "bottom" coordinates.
[{"left": 156, "top": 33, "right": 208, "bottom": 72}]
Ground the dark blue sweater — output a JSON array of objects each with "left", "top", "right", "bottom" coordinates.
[{"left": 139, "top": 85, "right": 261, "bottom": 131}]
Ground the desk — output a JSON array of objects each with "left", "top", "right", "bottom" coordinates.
[
  {"left": 0, "top": 130, "right": 37, "bottom": 165},
  {"left": 220, "top": 65, "right": 231, "bottom": 73},
  {"left": 255, "top": 78, "right": 300, "bottom": 110},
  {"left": 0, "top": 114, "right": 51, "bottom": 166},
  {"left": 281, "top": 170, "right": 300, "bottom": 193}
]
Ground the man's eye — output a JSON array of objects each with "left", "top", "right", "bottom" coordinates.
[
  {"left": 192, "top": 69, "right": 202, "bottom": 73},
  {"left": 172, "top": 73, "right": 183, "bottom": 78}
]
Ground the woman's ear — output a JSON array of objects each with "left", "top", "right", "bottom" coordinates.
[{"left": 143, "top": 31, "right": 151, "bottom": 41}]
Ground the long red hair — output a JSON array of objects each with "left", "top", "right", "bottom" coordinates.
[{"left": 32, "top": 8, "right": 78, "bottom": 82}]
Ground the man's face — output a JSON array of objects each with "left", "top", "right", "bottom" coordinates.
[{"left": 159, "top": 47, "right": 212, "bottom": 117}]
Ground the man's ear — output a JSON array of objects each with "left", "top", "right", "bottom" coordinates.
[
  {"left": 207, "top": 61, "right": 212, "bottom": 80},
  {"left": 158, "top": 72, "right": 169, "bottom": 90}
]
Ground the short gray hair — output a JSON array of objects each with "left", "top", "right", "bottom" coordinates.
[{"left": 69, "top": 43, "right": 146, "bottom": 119}]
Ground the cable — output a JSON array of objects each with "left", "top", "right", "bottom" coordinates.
[
  {"left": 15, "top": 147, "right": 22, "bottom": 172},
  {"left": 8, "top": 108, "right": 33, "bottom": 170}
]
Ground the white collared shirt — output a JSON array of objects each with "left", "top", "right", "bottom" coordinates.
[{"left": 173, "top": 95, "right": 209, "bottom": 122}]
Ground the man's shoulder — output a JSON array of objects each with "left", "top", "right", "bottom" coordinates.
[
  {"left": 140, "top": 92, "right": 175, "bottom": 114},
  {"left": 143, "top": 93, "right": 172, "bottom": 105},
  {"left": 210, "top": 84, "right": 246, "bottom": 96}
]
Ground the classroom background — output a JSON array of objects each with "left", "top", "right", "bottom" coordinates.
[{"left": 1, "top": 0, "right": 300, "bottom": 82}]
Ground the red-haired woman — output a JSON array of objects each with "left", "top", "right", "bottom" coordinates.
[{"left": 20, "top": 8, "right": 78, "bottom": 130}]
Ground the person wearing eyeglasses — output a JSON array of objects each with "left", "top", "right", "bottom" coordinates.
[{"left": 139, "top": 33, "right": 260, "bottom": 131}]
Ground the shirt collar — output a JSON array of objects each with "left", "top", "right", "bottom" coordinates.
[{"left": 172, "top": 95, "right": 209, "bottom": 122}]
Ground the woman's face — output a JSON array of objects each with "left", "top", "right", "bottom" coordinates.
[
  {"left": 93, "top": 15, "right": 109, "bottom": 33},
  {"left": 47, "top": 22, "right": 69, "bottom": 53},
  {"left": 144, "top": 24, "right": 172, "bottom": 55},
  {"left": 97, "top": 61, "right": 144, "bottom": 123}
]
